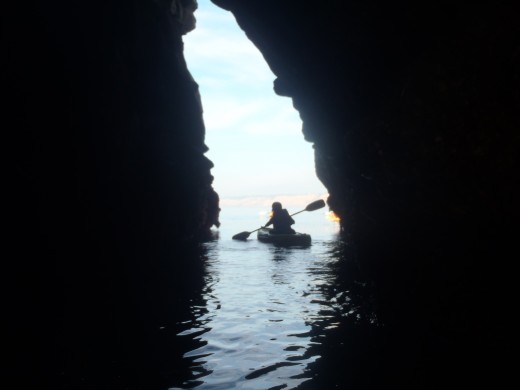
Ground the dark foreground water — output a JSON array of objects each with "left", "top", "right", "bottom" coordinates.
[
  {"left": 156, "top": 202, "right": 512, "bottom": 390},
  {"left": 169, "top": 205, "right": 380, "bottom": 390}
]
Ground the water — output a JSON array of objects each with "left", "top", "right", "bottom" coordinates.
[{"left": 169, "top": 205, "right": 379, "bottom": 389}]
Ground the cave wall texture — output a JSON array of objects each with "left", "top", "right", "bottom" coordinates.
[
  {"left": 2, "top": 0, "right": 519, "bottom": 388},
  {"left": 4, "top": 1, "right": 218, "bottom": 388},
  {"left": 211, "top": 0, "right": 519, "bottom": 387},
  {"left": 214, "top": 0, "right": 518, "bottom": 386}
]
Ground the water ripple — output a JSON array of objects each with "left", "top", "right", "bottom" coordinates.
[{"left": 170, "top": 237, "right": 379, "bottom": 389}]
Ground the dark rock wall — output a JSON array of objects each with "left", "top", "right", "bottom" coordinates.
[
  {"left": 214, "top": 0, "right": 519, "bottom": 386},
  {"left": 4, "top": 1, "right": 217, "bottom": 387},
  {"left": 3, "top": 0, "right": 519, "bottom": 387}
]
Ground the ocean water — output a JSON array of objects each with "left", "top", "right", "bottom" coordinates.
[{"left": 169, "top": 205, "right": 379, "bottom": 389}]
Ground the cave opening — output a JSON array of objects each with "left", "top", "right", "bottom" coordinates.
[
  {"left": 3, "top": 1, "right": 517, "bottom": 388},
  {"left": 184, "top": 0, "right": 328, "bottom": 231}
]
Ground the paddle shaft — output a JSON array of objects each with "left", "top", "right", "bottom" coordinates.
[
  {"left": 289, "top": 209, "right": 306, "bottom": 217},
  {"left": 290, "top": 199, "right": 326, "bottom": 216}
]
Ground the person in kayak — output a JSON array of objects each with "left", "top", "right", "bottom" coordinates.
[{"left": 264, "top": 202, "right": 296, "bottom": 234}]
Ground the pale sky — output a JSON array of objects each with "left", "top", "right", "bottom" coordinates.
[{"left": 183, "top": 0, "right": 328, "bottom": 202}]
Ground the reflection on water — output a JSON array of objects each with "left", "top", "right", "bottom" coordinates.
[{"left": 169, "top": 233, "right": 380, "bottom": 390}]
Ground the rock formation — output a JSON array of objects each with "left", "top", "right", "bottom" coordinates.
[
  {"left": 212, "top": 0, "right": 519, "bottom": 387},
  {"left": 3, "top": 0, "right": 518, "bottom": 388},
  {"left": 4, "top": 1, "right": 217, "bottom": 388}
]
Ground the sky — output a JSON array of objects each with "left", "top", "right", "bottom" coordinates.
[{"left": 183, "top": 0, "right": 328, "bottom": 207}]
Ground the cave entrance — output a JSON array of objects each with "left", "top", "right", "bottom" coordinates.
[{"left": 184, "top": 0, "right": 327, "bottom": 228}]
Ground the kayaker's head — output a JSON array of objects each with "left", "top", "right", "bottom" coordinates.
[{"left": 272, "top": 202, "right": 282, "bottom": 212}]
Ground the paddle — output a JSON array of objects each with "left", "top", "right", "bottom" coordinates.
[{"left": 232, "top": 199, "right": 326, "bottom": 240}]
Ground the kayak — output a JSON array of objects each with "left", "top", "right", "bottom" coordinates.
[{"left": 257, "top": 227, "right": 311, "bottom": 247}]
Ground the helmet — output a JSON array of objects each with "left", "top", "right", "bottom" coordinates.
[{"left": 272, "top": 202, "right": 282, "bottom": 211}]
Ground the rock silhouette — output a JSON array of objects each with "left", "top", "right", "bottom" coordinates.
[{"left": 3, "top": 1, "right": 517, "bottom": 388}]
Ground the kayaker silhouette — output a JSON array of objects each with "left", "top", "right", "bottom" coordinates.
[{"left": 264, "top": 202, "right": 296, "bottom": 234}]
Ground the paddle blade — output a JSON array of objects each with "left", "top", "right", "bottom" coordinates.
[
  {"left": 232, "top": 231, "right": 251, "bottom": 240},
  {"left": 305, "top": 199, "right": 326, "bottom": 212}
]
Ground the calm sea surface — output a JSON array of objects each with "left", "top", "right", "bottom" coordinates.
[{"left": 170, "top": 205, "right": 379, "bottom": 389}]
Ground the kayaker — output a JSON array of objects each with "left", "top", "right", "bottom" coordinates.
[{"left": 264, "top": 202, "right": 296, "bottom": 234}]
